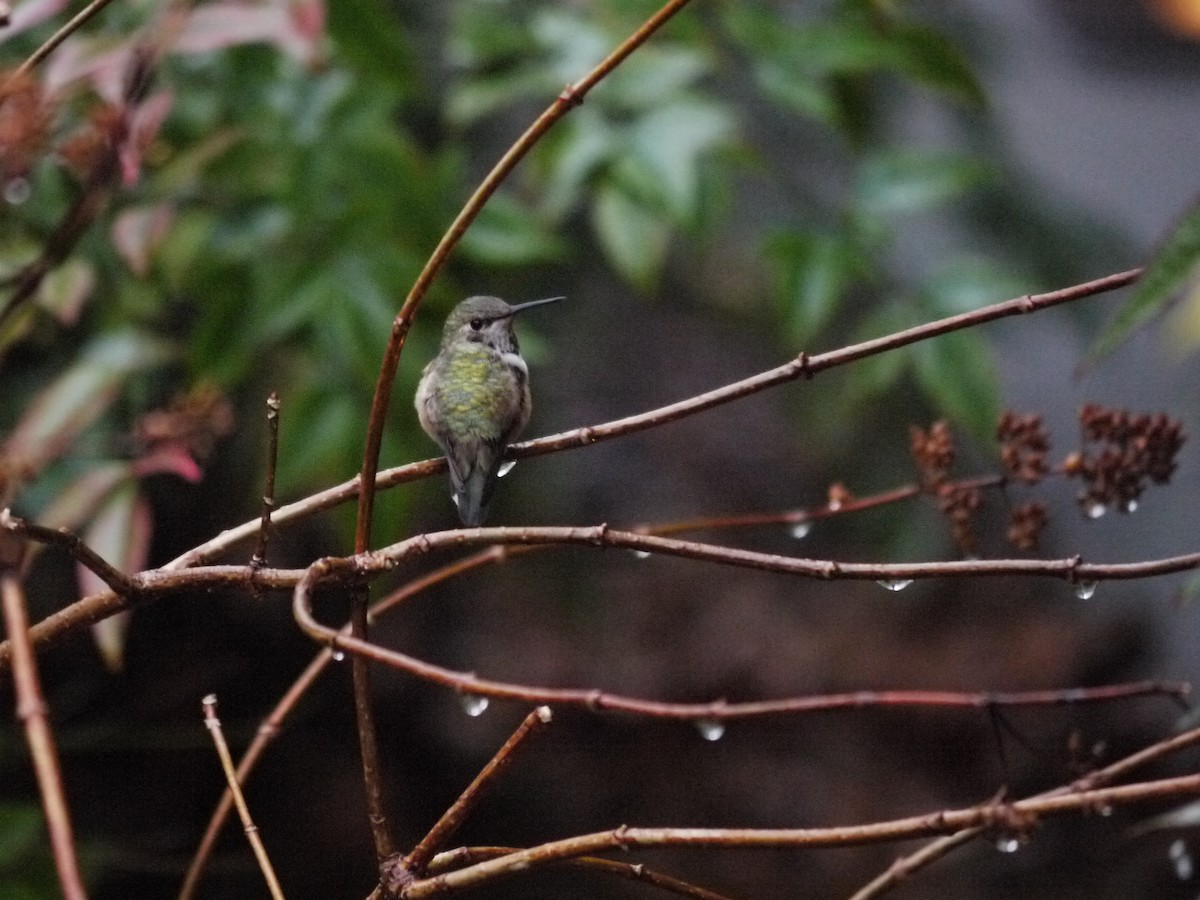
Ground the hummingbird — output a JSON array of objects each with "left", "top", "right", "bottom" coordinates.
[{"left": 415, "top": 294, "right": 563, "bottom": 526}]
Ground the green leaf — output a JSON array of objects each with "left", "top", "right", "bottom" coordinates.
[
  {"left": 627, "top": 99, "right": 737, "bottom": 221},
  {"left": 768, "top": 231, "right": 863, "bottom": 342},
  {"left": 591, "top": 182, "right": 671, "bottom": 291},
  {"left": 535, "top": 109, "right": 616, "bottom": 222},
  {"left": 460, "top": 193, "right": 568, "bottom": 266},
  {"left": 1091, "top": 197, "right": 1200, "bottom": 359},
  {"left": 914, "top": 330, "right": 1000, "bottom": 440},
  {"left": 918, "top": 260, "right": 1029, "bottom": 316},
  {"left": 884, "top": 22, "right": 986, "bottom": 108},
  {"left": 844, "top": 305, "right": 915, "bottom": 404},
  {"left": 856, "top": 149, "right": 992, "bottom": 215},
  {"left": 603, "top": 45, "right": 713, "bottom": 109},
  {"left": 0, "top": 804, "right": 42, "bottom": 869},
  {"left": 325, "top": 0, "right": 415, "bottom": 91}
]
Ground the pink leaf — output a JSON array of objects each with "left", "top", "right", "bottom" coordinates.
[
  {"left": 77, "top": 483, "right": 153, "bottom": 672},
  {"left": 112, "top": 203, "right": 175, "bottom": 276},
  {"left": 133, "top": 443, "right": 204, "bottom": 482},
  {"left": 0, "top": 0, "right": 68, "bottom": 43}
]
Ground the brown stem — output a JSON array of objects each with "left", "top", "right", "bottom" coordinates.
[
  {"left": 427, "top": 846, "right": 739, "bottom": 900},
  {"left": 398, "top": 772, "right": 1200, "bottom": 897},
  {"left": 201, "top": 694, "right": 286, "bottom": 900},
  {"left": 2, "top": 573, "right": 88, "bottom": 900},
  {"left": 250, "top": 392, "right": 281, "bottom": 569},
  {"left": 405, "top": 707, "right": 552, "bottom": 876},
  {"left": 849, "top": 720, "right": 1200, "bottom": 900}
]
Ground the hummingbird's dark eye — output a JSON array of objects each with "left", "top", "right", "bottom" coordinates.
[{"left": 469, "top": 319, "right": 483, "bottom": 331}]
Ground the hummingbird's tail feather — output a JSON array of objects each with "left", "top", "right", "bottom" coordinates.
[{"left": 445, "top": 439, "right": 503, "bottom": 527}]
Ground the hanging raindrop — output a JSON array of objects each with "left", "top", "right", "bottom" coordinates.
[
  {"left": 1123, "top": 498, "right": 1139, "bottom": 513},
  {"left": 460, "top": 693, "right": 490, "bottom": 717},
  {"left": 632, "top": 549, "right": 652, "bottom": 560},
  {"left": 497, "top": 460, "right": 517, "bottom": 478},
  {"left": 331, "top": 649, "right": 346, "bottom": 662},
  {"left": 994, "top": 836, "right": 1021, "bottom": 854},
  {"left": 694, "top": 718, "right": 726, "bottom": 741},
  {"left": 1073, "top": 580, "right": 1098, "bottom": 600},
  {"left": 789, "top": 521, "right": 812, "bottom": 540},
  {"left": 1086, "top": 502, "right": 1107, "bottom": 520},
  {"left": 876, "top": 579, "right": 913, "bottom": 593},
  {"left": 1170, "top": 839, "right": 1194, "bottom": 881}
]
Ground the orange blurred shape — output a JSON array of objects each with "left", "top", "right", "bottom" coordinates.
[{"left": 1148, "top": 0, "right": 1200, "bottom": 37}]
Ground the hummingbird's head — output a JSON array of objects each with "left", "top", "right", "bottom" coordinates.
[{"left": 441, "top": 295, "right": 564, "bottom": 348}]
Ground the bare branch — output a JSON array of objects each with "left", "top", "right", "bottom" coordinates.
[
  {"left": 201, "top": 694, "right": 286, "bottom": 900},
  {"left": 2, "top": 573, "right": 88, "bottom": 900},
  {"left": 13, "top": 0, "right": 120, "bottom": 77},
  {"left": 403, "top": 707, "right": 553, "bottom": 878},
  {"left": 250, "top": 392, "right": 281, "bottom": 569},
  {"left": 398, "top": 772, "right": 1200, "bottom": 897},
  {"left": 428, "top": 846, "right": 740, "bottom": 900}
]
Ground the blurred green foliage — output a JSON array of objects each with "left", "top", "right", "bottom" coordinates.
[{"left": 1, "top": 0, "right": 1126, "bottom": 545}]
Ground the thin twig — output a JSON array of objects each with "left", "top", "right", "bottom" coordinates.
[
  {"left": 178, "top": 549, "right": 512, "bottom": 900},
  {"left": 251, "top": 392, "right": 281, "bottom": 569},
  {"left": 398, "top": 772, "right": 1200, "bottom": 897},
  {"left": 1, "top": 573, "right": 88, "bottom": 900},
  {"left": 429, "top": 846, "right": 739, "bottom": 900},
  {"left": 849, "top": 717, "right": 1200, "bottom": 900},
  {"left": 13, "top": 0, "right": 119, "bottom": 77},
  {"left": 405, "top": 707, "right": 553, "bottom": 876},
  {"left": 201, "top": 694, "right": 286, "bottom": 900},
  {"left": 2, "top": 509, "right": 137, "bottom": 593}
]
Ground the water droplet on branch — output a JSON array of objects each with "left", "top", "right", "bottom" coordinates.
[
  {"left": 1074, "top": 581, "right": 1098, "bottom": 600},
  {"left": 497, "top": 460, "right": 517, "bottom": 478},
  {"left": 460, "top": 693, "right": 490, "bottom": 717},
  {"left": 789, "top": 522, "right": 812, "bottom": 540},
  {"left": 876, "top": 579, "right": 913, "bottom": 592},
  {"left": 694, "top": 718, "right": 725, "bottom": 741},
  {"left": 1170, "top": 839, "right": 1194, "bottom": 881}
]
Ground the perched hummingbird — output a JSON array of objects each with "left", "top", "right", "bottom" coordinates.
[{"left": 415, "top": 295, "right": 563, "bottom": 526}]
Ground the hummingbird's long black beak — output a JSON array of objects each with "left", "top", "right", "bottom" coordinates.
[{"left": 506, "top": 296, "right": 565, "bottom": 317}]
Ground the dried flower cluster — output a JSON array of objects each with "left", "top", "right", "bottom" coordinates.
[
  {"left": 1065, "top": 405, "right": 1186, "bottom": 517},
  {"left": 910, "top": 421, "right": 955, "bottom": 490},
  {"left": 134, "top": 384, "right": 235, "bottom": 461},
  {"left": 1006, "top": 501, "right": 1048, "bottom": 552},
  {"left": 910, "top": 421, "right": 984, "bottom": 555},
  {"left": 996, "top": 411, "right": 1049, "bottom": 484},
  {"left": 0, "top": 69, "right": 53, "bottom": 180},
  {"left": 911, "top": 405, "right": 1185, "bottom": 555}
]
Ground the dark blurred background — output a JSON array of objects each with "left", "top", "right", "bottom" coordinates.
[{"left": 4, "top": 0, "right": 1200, "bottom": 897}]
